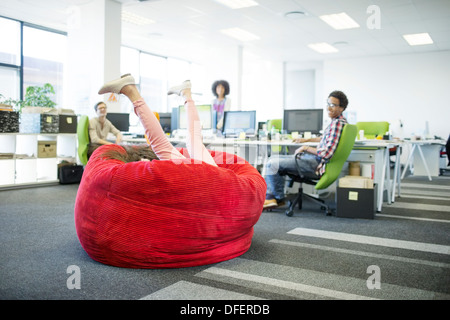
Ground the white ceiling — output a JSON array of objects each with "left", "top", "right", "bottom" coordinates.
[{"left": 1, "top": 0, "right": 450, "bottom": 63}]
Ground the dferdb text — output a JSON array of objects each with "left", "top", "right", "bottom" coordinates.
[{"left": 225, "top": 304, "right": 269, "bottom": 315}]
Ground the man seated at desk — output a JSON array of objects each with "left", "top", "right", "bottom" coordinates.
[
  {"left": 263, "top": 91, "right": 348, "bottom": 209},
  {"left": 89, "top": 101, "right": 122, "bottom": 145}
]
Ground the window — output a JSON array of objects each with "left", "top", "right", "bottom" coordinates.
[
  {"left": 140, "top": 52, "right": 167, "bottom": 113},
  {"left": 119, "top": 47, "right": 140, "bottom": 128},
  {"left": 0, "top": 66, "right": 21, "bottom": 102},
  {"left": 0, "top": 18, "right": 21, "bottom": 66},
  {"left": 0, "top": 17, "right": 66, "bottom": 109},
  {"left": 23, "top": 26, "right": 66, "bottom": 107},
  {"left": 190, "top": 62, "right": 207, "bottom": 103},
  {"left": 0, "top": 17, "right": 21, "bottom": 103}
]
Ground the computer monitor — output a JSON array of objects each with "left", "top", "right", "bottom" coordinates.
[
  {"left": 178, "top": 104, "right": 213, "bottom": 130},
  {"left": 222, "top": 111, "right": 256, "bottom": 137},
  {"left": 158, "top": 112, "right": 171, "bottom": 133},
  {"left": 171, "top": 107, "right": 179, "bottom": 131},
  {"left": 106, "top": 113, "right": 130, "bottom": 132},
  {"left": 283, "top": 109, "right": 323, "bottom": 134}
]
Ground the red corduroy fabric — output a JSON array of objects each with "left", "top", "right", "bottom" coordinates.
[{"left": 74, "top": 145, "right": 266, "bottom": 269}]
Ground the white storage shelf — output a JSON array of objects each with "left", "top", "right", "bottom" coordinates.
[{"left": 0, "top": 133, "right": 77, "bottom": 189}]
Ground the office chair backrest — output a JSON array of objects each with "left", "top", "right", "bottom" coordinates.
[
  {"left": 268, "top": 119, "right": 283, "bottom": 152},
  {"left": 356, "top": 121, "right": 389, "bottom": 139},
  {"left": 315, "top": 124, "right": 357, "bottom": 190},
  {"left": 77, "top": 115, "right": 90, "bottom": 165},
  {"left": 267, "top": 119, "right": 282, "bottom": 131}
]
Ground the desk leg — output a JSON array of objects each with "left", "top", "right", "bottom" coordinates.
[
  {"left": 392, "top": 146, "right": 401, "bottom": 201},
  {"left": 401, "top": 144, "right": 416, "bottom": 179},
  {"left": 385, "top": 148, "right": 391, "bottom": 205},
  {"left": 259, "top": 145, "right": 268, "bottom": 177},
  {"left": 377, "top": 149, "right": 387, "bottom": 212},
  {"left": 417, "top": 144, "right": 432, "bottom": 181}
]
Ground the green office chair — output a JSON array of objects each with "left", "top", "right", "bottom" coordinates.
[
  {"left": 284, "top": 124, "right": 357, "bottom": 216},
  {"left": 356, "top": 121, "right": 389, "bottom": 139},
  {"left": 267, "top": 119, "right": 282, "bottom": 132},
  {"left": 77, "top": 115, "right": 90, "bottom": 165}
]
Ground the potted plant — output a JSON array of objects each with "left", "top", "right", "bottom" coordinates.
[
  {"left": 20, "top": 83, "right": 59, "bottom": 133},
  {"left": 0, "top": 94, "right": 24, "bottom": 112},
  {"left": 23, "top": 83, "right": 57, "bottom": 111}
]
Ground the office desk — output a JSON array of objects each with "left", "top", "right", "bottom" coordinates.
[
  {"left": 352, "top": 140, "right": 402, "bottom": 212},
  {"left": 122, "top": 136, "right": 400, "bottom": 212},
  {"left": 400, "top": 139, "right": 445, "bottom": 181}
]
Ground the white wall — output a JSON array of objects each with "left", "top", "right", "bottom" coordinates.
[
  {"left": 323, "top": 51, "right": 450, "bottom": 139},
  {"left": 241, "top": 50, "right": 283, "bottom": 124},
  {"left": 285, "top": 69, "right": 315, "bottom": 110},
  {"left": 285, "top": 61, "right": 324, "bottom": 112}
]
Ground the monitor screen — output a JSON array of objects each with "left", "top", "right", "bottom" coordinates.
[
  {"left": 158, "top": 112, "right": 171, "bottom": 133},
  {"left": 106, "top": 113, "right": 130, "bottom": 132},
  {"left": 283, "top": 109, "right": 323, "bottom": 134},
  {"left": 178, "top": 104, "right": 212, "bottom": 130},
  {"left": 222, "top": 111, "right": 256, "bottom": 136}
]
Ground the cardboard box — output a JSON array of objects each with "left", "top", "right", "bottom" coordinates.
[
  {"left": 58, "top": 115, "right": 77, "bottom": 133},
  {"left": 339, "top": 175, "right": 374, "bottom": 189},
  {"left": 38, "top": 141, "right": 57, "bottom": 158},
  {"left": 336, "top": 184, "right": 377, "bottom": 219}
]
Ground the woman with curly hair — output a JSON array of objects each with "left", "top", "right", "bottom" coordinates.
[{"left": 211, "top": 80, "right": 231, "bottom": 130}]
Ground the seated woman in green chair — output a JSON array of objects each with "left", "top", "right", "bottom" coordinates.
[{"left": 263, "top": 90, "right": 349, "bottom": 209}]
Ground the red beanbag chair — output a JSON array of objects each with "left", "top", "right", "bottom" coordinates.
[{"left": 74, "top": 144, "right": 266, "bottom": 269}]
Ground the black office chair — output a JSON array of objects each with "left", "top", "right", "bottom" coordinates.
[
  {"left": 281, "top": 124, "right": 357, "bottom": 217},
  {"left": 283, "top": 157, "right": 329, "bottom": 216}
]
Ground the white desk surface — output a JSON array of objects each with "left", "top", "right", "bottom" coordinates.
[
  {"left": 401, "top": 139, "right": 445, "bottom": 145},
  {"left": 123, "top": 136, "right": 444, "bottom": 147},
  {"left": 354, "top": 139, "right": 401, "bottom": 147},
  {"left": 123, "top": 136, "right": 318, "bottom": 147}
]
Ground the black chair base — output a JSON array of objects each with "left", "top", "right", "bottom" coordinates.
[{"left": 285, "top": 185, "right": 334, "bottom": 217}]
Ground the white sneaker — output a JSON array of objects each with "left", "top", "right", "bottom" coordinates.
[
  {"left": 98, "top": 74, "right": 135, "bottom": 94},
  {"left": 167, "top": 80, "right": 191, "bottom": 96}
]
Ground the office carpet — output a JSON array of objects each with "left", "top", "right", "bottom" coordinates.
[{"left": 1, "top": 172, "right": 449, "bottom": 303}]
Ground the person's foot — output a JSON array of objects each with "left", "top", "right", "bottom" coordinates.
[
  {"left": 263, "top": 199, "right": 278, "bottom": 209},
  {"left": 263, "top": 199, "right": 285, "bottom": 209},
  {"left": 98, "top": 74, "right": 135, "bottom": 94},
  {"left": 167, "top": 80, "right": 191, "bottom": 96}
]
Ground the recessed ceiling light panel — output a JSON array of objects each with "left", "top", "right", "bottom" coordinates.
[
  {"left": 308, "top": 42, "right": 339, "bottom": 54},
  {"left": 215, "top": 0, "right": 259, "bottom": 9},
  {"left": 122, "top": 11, "right": 155, "bottom": 26},
  {"left": 220, "top": 27, "right": 260, "bottom": 41},
  {"left": 403, "top": 33, "right": 433, "bottom": 46},
  {"left": 320, "top": 12, "right": 359, "bottom": 30}
]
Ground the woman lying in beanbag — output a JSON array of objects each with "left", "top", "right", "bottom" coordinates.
[{"left": 74, "top": 74, "right": 266, "bottom": 268}]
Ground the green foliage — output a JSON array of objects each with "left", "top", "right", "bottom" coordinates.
[
  {"left": 0, "top": 94, "right": 24, "bottom": 112},
  {"left": 23, "top": 83, "right": 57, "bottom": 109},
  {"left": 0, "top": 83, "right": 57, "bottom": 112}
]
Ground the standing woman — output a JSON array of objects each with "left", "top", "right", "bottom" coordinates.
[{"left": 211, "top": 80, "right": 231, "bottom": 130}]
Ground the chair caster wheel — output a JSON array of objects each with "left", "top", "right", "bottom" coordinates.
[
  {"left": 285, "top": 209, "right": 294, "bottom": 217},
  {"left": 321, "top": 206, "right": 327, "bottom": 211}
]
